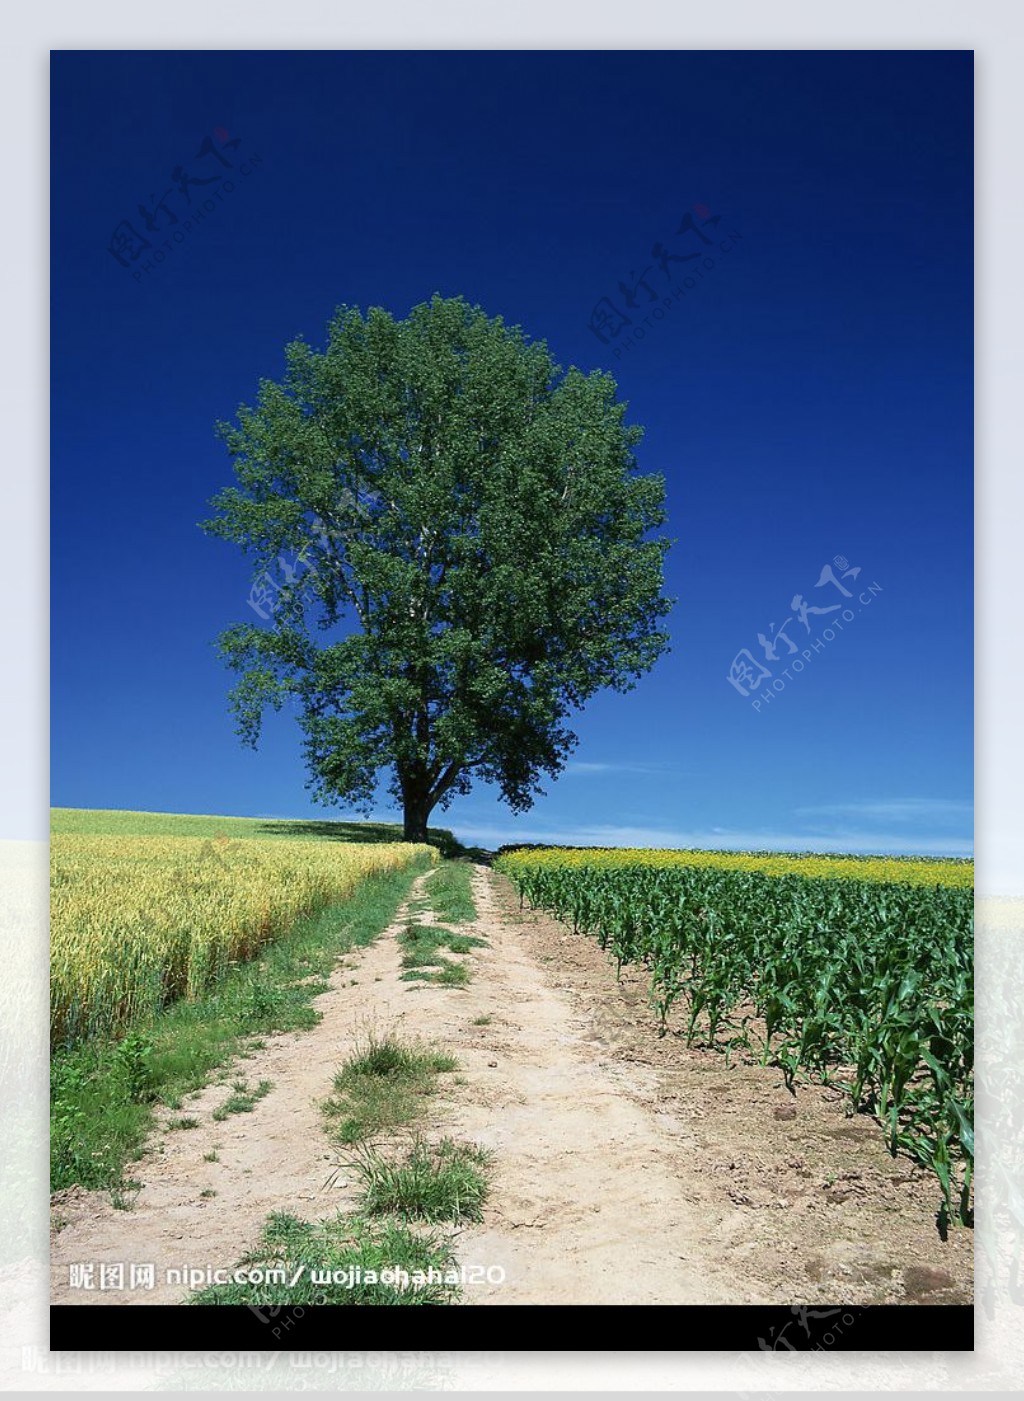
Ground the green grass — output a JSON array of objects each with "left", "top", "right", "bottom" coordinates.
[
  {"left": 322, "top": 1033, "right": 457, "bottom": 1144},
  {"left": 423, "top": 862, "right": 477, "bottom": 923},
  {"left": 352, "top": 1137, "right": 492, "bottom": 1223},
  {"left": 400, "top": 956, "right": 472, "bottom": 988},
  {"left": 397, "top": 921, "right": 484, "bottom": 988},
  {"left": 189, "top": 1211, "right": 462, "bottom": 1306},
  {"left": 110, "top": 1178, "right": 142, "bottom": 1211},
  {"left": 472, "top": 1014, "right": 492, "bottom": 1026},
  {"left": 431, "top": 961, "right": 471, "bottom": 988},
  {"left": 50, "top": 807, "right": 461, "bottom": 854},
  {"left": 51, "top": 859, "right": 427, "bottom": 1193},
  {"left": 166, "top": 1116, "right": 201, "bottom": 1131},
  {"left": 401, "top": 944, "right": 447, "bottom": 971},
  {"left": 212, "top": 1079, "right": 272, "bottom": 1121}
]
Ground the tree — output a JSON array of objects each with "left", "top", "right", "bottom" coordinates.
[{"left": 202, "top": 294, "right": 673, "bottom": 843}]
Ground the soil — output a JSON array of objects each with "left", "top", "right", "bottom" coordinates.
[{"left": 50, "top": 864, "right": 973, "bottom": 1307}]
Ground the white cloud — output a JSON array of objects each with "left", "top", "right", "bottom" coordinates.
[
  {"left": 452, "top": 820, "right": 973, "bottom": 858},
  {"left": 795, "top": 798, "right": 973, "bottom": 826}
]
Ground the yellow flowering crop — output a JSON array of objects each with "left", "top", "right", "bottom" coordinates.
[{"left": 496, "top": 846, "right": 972, "bottom": 889}]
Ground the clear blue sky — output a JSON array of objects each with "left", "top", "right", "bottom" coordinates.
[{"left": 51, "top": 50, "right": 973, "bottom": 856}]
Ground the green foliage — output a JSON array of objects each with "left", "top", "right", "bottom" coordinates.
[
  {"left": 50, "top": 1057, "right": 125, "bottom": 1189},
  {"left": 201, "top": 294, "right": 672, "bottom": 838},
  {"left": 113, "top": 1030, "right": 154, "bottom": 1104},
  {"left": 500, "top": 852, "right": 974, "bottom": 1224}
]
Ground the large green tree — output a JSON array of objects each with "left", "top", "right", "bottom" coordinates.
[{"left": 202, "top": 295, "right": 672, "bottom": 843}]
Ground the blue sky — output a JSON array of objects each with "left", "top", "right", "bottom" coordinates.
[{"left": 50, "top": 50, "right": 973, "bottom": 856}]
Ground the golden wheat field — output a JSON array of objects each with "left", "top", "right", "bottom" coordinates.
[{"left": 51, "top": 828, "right": 433, "bottom": 1049}]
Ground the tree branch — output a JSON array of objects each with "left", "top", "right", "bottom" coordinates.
[{"left": 428, "top": 759, "right": 464, "bottom": 808}]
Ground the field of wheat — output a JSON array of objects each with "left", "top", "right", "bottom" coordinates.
[{"left": 51, "top": 825, "right": 433, "bottom": 1050}]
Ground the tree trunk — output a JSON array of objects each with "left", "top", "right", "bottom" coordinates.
[{"left": 402, "top": 793, "right": 432, "bottom": 844}]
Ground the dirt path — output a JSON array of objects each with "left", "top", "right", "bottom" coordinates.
[{"left": 51, "top": 864, "right": 972, "bottom": 1307}]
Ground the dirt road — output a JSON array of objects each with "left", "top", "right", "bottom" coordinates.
[{"left": 51, "top": 864, "right": 972, "bottom": 1306}]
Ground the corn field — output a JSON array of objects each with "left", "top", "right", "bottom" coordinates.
[
  {"left": 52, "top": 833, "right": 433, "bottom": 1050},
  {"left": 496, "top": 847, "right": 974, "bottom": 1222}
]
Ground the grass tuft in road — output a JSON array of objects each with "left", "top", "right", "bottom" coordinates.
[
  {"left": 323, "top": 1033, "right": 457, "bottom": 1144},
  {"left": 401, "top": 960, "right": 471, "bottom": 987},
  {"left": 400, "top": 922, "right": 486, "bottom": 955},
  {"left": 353, "top": 1137, "right": 492, "bottom": 1223},
  {"left": 423, "top": 862, "right": 477, "bottom": 923},
  {"left": 431, "top": 961, "right": 472, "bottom": 988},
  {"left": 211, "top": 1079, "right": 272, "bottom": 1121},
  {"left": 190, "top": 1211, "right": 461, "bottom": 1306},
  {"left": 397, "top": 921, "right": 483, "bottom": 988}
]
